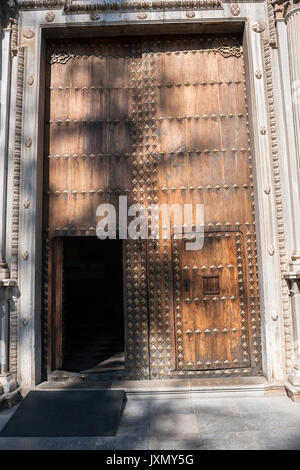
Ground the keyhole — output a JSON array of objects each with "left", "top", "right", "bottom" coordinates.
[{"left": 184, "top": 278, "right": 190, "bottom": 291}]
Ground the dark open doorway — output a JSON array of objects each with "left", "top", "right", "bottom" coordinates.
[{"left": 61, "top": 237, "right": 125, "bottom": 374}]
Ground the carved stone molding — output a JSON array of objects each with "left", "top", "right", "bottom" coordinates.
[
  {"left": 267, "top": 0, "right": 277, "bottom": 48},
  {"left": 23, "top": 198, "right": 31, "bottom": 209},
  {"left": 90, "top": 12, "right": 100, "bottom": 20},
  {"left": 186, "top": 10, "right": 196, "bottom": 17},
  {"left": 260, "top": 125, "right": 267, "bottom": 135},
  {"left": 25, "top": 137, "right": 32, "bottom": 148},
  {"left": 22, "top": 250, "right": 29, "bottom": 261},
  {"left": 18, "top": 0, "right": 65, "bottom": 8},
  {"left": 63, "top": 0, "right": 223, "bottom": 13},
  {"left": 27, "top": 75, "right": 35, "bottom": 86},
  {"left": 18, "top": 0, "right": 224, "bottom": 10},
  {"left": 252, "top": 21, "right": 266, "bottom": 33},
  {"left": 136, "top": 12, "right": 148, "bottom": 19},
  {"left": 45, "top": 10, "right": 56, "bottom": 22},
  {"left": 262, "top": 39, "right": 292, "bottom": 372},
  {"left": 272, "top": 0, "right": 300, "bottom": 19},
  {"left": 10, "top": 47, "right": 26, "bottom": 375},
  {"left": 284, "top": 272, "right": 300, "bottom": 292},
  {"left": 230, "top": 3, "right": 240, "bottom": 16},
  {"left": 22, "top": 29, "right": 35, "bottom": 39}
]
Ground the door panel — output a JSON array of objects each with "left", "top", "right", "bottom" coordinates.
[
  {"left": 147, "top": 35, "right": 259, "bottom": 376},
  {"left": 173, "top": 232, "right": 249, "bottom": 371}
]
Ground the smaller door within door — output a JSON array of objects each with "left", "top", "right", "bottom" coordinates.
[
  {"left": 173, "top": 231, "right": 250, "bottom": 371},
  {"left": 51, "top": 237, "right": 125, "bottom": 374}
]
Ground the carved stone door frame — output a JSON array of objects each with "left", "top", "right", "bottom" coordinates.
[{"left": 10, "top": 4, "right": 291, "bottom": 387}]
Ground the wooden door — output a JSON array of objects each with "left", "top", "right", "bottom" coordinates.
[
  {"left": 145, "top": 35, "right": 260, "bottom": 376},
  {"left": 44, "top": 38, "right": 137, "bottom": 373},
  {"left": 44, "top": 34, "right": 261, "bottom": 378}
]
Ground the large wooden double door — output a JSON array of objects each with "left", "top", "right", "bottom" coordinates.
[{"left": 44, "top": 34, "right": 261, "bottom": 379}]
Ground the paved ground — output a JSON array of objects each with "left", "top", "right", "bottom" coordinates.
[{"left": 0, "top": 395, "right": 300, "bottom": 450}]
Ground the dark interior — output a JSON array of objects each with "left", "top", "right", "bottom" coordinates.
[{"left": 61, "top": 237, "right": 124, "bottom": 373}]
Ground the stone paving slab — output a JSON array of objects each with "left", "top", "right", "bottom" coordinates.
[
  {"left": 150, "top": 413, "right": 199, "bottom": 439},
  {"left": 0, "top": 395, "right": 300, "bottom": 450}
]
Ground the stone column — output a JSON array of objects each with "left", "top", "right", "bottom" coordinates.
[
  {"left": 285, "top": 3, "right": 300, "bottom": 191},
  {"left": 0, "top": 3, "right": 19, "bottom": 407},
  {"left": 0, "top": 280, "right": 18, "bottom": 408},
  {"left": 285, "top": 5, "right": 300, "bottom": 399},
  {"left": 285, "top": 274, "right": 300, "bottom": 399},
  {"left": 273, "top": 1, "right": 300, "bottom": 398},
  {"left": 273, "top": 0, "right": 300, "bottom": 263},
  {"left": 0, "top": 16, "right": 11, "bottom": 280}
]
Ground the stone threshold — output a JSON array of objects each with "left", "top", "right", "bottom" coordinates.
[{"left": 32, "top": 376, "right": 286, "bottom": 400}]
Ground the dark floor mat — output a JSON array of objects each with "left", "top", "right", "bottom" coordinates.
[{"left": 0, "top": 390, "right": 125, "bottom": 437}]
